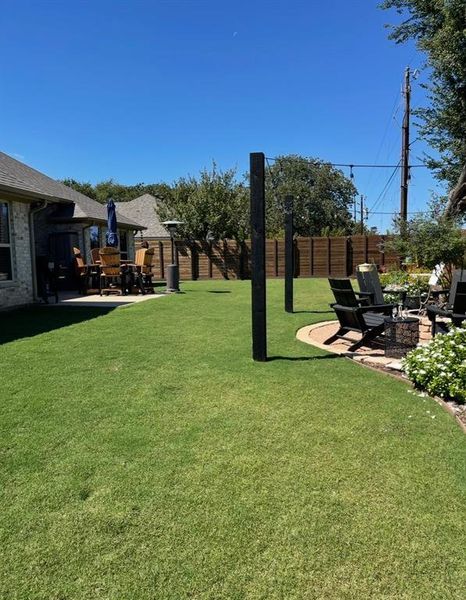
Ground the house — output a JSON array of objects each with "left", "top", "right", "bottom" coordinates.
[
  {"left": 115, "top": 194, "right": 170, "bottom": 243},
  {"left": 0, "top": 152, "right": 144, "bottom": 309}
]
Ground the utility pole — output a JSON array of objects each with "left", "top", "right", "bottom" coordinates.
[
  {"left": 360, "top": 195, "right": 364, "bottom": 234},
  {"left": 400, "top": 66, "right": 411, "bottom": 221}
]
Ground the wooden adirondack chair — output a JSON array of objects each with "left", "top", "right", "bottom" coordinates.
[{"left": 325, "top": 278, "right": 395, "bottom": 351}]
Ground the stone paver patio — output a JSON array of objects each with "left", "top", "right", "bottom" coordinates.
[{"left": 297, "top": 315, "right": 436, "bottom": 374}]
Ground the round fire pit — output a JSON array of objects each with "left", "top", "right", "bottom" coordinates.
[{"left": 384, "top": 317, "right": 420, "bottom": 359}]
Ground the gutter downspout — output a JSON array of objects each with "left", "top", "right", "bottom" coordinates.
[{"left": 29, "top": 200, "right": 48, "bottom": 301}]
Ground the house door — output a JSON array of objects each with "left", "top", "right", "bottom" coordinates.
[{"left": 48, "top": 232, "right": 79, "bottom": 290}]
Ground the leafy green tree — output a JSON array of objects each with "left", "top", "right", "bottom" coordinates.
[
  {"left": 61, "top": 179, "right": 98, "bottom": 200},
  {"left": 388, "top": 198, "right": 466, "bottom": 270},
  {"left": 156, "top": 164, "right": 249, "bottom": 241},
  {"left": 380, "top": 0, "right": 466, "bottom": 213},
  {"left": 62, "top": 178, "right": 173, "bottom": 204},
  {"left": 265, "top": 155, "right": 357, "bottom": 236}
]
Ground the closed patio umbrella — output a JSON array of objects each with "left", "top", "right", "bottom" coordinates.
[{"left": 105, "top": 198, "right": 119, "bottom": 247}]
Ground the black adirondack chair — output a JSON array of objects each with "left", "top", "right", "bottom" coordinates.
[
  {"left": 325, "top": 278, "right": 395, "bottom": 351},
  {"left": 427, "top": 280, "right": 466, "bottom": 336},
  {"left": 356, "top": 265, "right": 407, "bottom": 306}
]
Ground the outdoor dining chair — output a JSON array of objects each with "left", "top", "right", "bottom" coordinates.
[
  {"left": 324, "top": 278, "right": 395, "bottom": 351},
  {"left": 91, "top": 247, "right": 101, "bottom": 265},
  {"left": 135, "top": 247, "right": 155, "bottom": 293},
  {"left": 99, "top": 247, "right": 127, "bottom": 295},
  {"left": 72, "top": 247, "right": 90, "bottom": 294}
]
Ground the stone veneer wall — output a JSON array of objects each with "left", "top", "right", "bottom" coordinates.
[{"left": 0, "top": 200, "right": 34, "bottom": 309}]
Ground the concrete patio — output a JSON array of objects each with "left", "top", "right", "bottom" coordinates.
[{"left": 46, "top": 291, "right": 166, "bottom": 308}]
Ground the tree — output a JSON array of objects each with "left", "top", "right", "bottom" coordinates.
[
  {"left": 156, "top": 164, "right": 249, "bottom": 241},
  {"left": 380, "top": 0, "right": 466, "bottom": 213},
  {"left": 388, "top": 198, "right": 466, "bottom": 272},
  {"left": 61, "top": 179, "right": 98, "bottom": 200},
  {"left": 62, "top": 178, "right": 173, "bottom": 204},
  {"left": 265, "top": 155, "right": 357, "bottom": 237}
]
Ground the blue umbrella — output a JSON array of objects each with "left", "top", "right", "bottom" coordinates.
[{"left": 105, "top": 199, "right": 119, "bottom": 247}]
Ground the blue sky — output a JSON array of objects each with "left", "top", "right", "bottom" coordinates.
[{"left": 0, "top": 0, "right": 443, "bottom": 231}]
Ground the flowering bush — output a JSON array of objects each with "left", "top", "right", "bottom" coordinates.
[
  {"left": 380, "top": 270, "right": 430, "bottom": 305},
  {"left": 402, "top": 326, "right": 466, "bottom": 403}
]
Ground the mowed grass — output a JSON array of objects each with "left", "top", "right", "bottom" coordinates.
[{"left": 0, "top": 278, "right": 464, "bottom": 600}]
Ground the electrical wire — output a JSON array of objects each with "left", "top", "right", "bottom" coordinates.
[
  {"left": 367, "top": 161, "right": 401, "bottom": 214},
  {"left": 265, "top": 156, "right": 426, "bottom": 168}
]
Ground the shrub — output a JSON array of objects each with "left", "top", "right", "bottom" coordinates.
[
  {"left": 402, "top": 327, "right": 466, "bottom": 403},
  {"left": 380, "top": 270, "right": 430, "bottom": 304}
]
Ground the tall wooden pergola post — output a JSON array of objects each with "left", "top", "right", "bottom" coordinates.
[{"left": 250, "top": 152, "right": 267, "bottom": 361}]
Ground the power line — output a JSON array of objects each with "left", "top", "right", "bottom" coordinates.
[
  {"left": 368, "top": 162, "right": 401, "bottom": 214},
  {"left": 265, "top": 156, "right": 426, "bottom": 169}
]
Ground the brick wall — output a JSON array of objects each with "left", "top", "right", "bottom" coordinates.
[{"left": 0, "top": 201, "right": 34, "bottom": 309}]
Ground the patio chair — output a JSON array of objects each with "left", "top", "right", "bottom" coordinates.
[
  {"left": 426, "top": 280, "right": 466, "bottom": 337},
  {"left": 99, "top": 247, "right": 127, "bottom": 296},
  {"left": 324, "top": 278, "right": 395, "bottom": 351},
  {"left": 356, "top": 264, "right": 406, "bottom": 306},
  {"left": 72, "top": 247, "right": 89, "bottom": 294},
  {"left": 91, "top": 247, "right": 101, "bottom": 265},
  {"left": 135, "top": 247, "right": 155, "bottom": 293}
]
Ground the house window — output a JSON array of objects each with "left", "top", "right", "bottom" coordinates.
[
  {"left": 89, "top": 225, "right": 101, "bottom": 249},
  {"left": 119, "top": 229, "right": 128, "bottom": 260},
  {"left": 0, "top": 202, "right": 13, "bottom": 282}
]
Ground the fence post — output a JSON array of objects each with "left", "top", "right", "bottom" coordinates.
[
  {"left": 250, "top": 152, "right": 267, "bottom": 361},
  {"left": 191, "top": 242, "right": 198, "bottom": 280},
  {"left": 223, "top": 239, "right": 228, "bottom": 279},
  {"left": 327, "top": 237, "right": 331, "bottom": 276},
  {"left": 310, "top": 237, "right": 314, "bottom": 276},
  {"left": 159, "top": 241, "right": 164, "bottom": 280},
  {"left": 208, "top": 241, "right": 213, "bottom": 278},
  {"left": 274, "top": 239, "right": 279, "bottom": 277}
]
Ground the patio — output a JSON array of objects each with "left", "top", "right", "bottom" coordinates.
[
  {"left": 297, "top": 313, "right": 435, "bottom": 372},
  {"left": 49, "top": 290, "right": 166, "bottom": 308}
]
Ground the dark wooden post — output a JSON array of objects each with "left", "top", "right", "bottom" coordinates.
[
  {"left": 250, "top": 152, "right": 267, "bottom": 361},
  {"left": 159, "top": 241, "right": 165, "bottom": 279},
  {"left": 208, "top": 241, "right": 213, "bottom": 279},
  {"left": 191, "top": 242, "right": 198, "bottom": 280},
  {"left": 310, "top": 237, "right": 314, "bottom": 276},
  {"left": 223, "top": 239, "right": 228, "bottom": 279},
  {"left": 284, "top": 195, "right": 294, "bottom": 313},
  {"left": 327, "top": 237, "right": 331, "bottom": 276}
]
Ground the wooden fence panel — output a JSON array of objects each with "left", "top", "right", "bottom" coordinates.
[
  {"left": 312, "top": 237, "right": 329, "bottom": 277},
  {"left": 137, "top": 235, "right": 400, "bottom": 280},
  {"left": 330, "top": 237, "right": 348, "bottom": 277}
]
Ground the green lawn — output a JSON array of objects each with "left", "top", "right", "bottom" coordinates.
[{"left": 0, "top": 279, "right": 464, "bottom": 600}]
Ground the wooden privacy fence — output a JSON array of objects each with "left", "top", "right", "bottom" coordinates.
[{"left": 137, "top": 235, "right": 400, "bottom": 281}]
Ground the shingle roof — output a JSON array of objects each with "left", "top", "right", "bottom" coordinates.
[
  {"left": 115, "top": 194, "right": 170, "bottom": 238},
  {"left": 0, "top": 152, "right": 144, "bottom": 229}
]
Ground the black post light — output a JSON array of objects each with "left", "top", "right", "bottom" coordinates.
[{"left": 162, "top": 220, "right": 183, "bottom": 292}]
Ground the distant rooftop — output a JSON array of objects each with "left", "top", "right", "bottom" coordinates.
[
  {"left": 115, "top": 194, "right": 170, "bottom": 238},
  {"left": 0, "top": 152, "right": 143, "bottom": 229}
]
